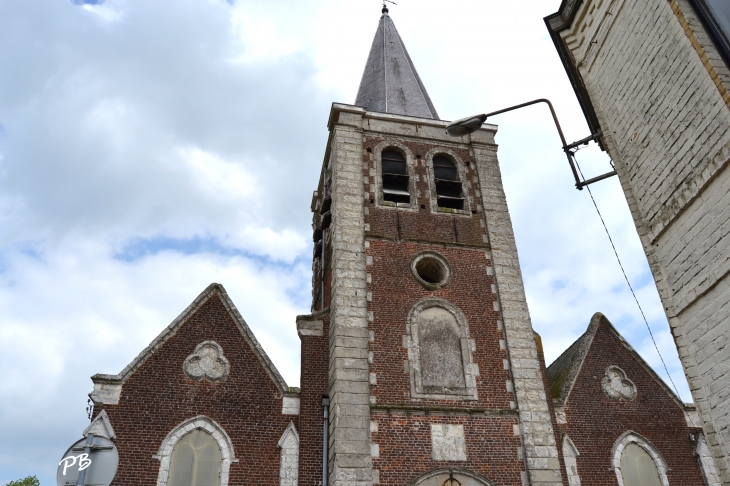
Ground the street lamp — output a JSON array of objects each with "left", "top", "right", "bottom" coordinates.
[{"left": 445, "top": 98, "right": 616, "bottom": 190}]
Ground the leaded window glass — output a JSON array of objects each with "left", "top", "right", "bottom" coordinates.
[
  {"left": 168, "top": 430, "right": 222, "bottom": 486},
  {"left": 620, "top": 443, "right": 663, "bottom": 486}
]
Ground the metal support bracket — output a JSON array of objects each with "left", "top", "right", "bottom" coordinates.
[
  {"left": 563, "top": 131, "right": 616, "bottom": 190},
  {"left": 477, "top": 99, "right": 617, "bottom": 191}
]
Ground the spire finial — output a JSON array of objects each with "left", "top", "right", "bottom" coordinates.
[{"left": 382, "top": 0, "right": 396, "bottom": 15}]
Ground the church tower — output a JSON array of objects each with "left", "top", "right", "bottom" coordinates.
[{"left": 297, "top": 7, "right": 564, "bottom": 486}]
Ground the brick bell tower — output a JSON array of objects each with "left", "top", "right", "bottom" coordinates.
[{"left": 297, "top": 7, "right": 565, "bottom": 486}]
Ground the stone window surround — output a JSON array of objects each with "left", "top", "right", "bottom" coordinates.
[
  {"left": 562, "top": 434, "right": 582, "bottom": 486},
  {"left": 405, "top": 297, "right": 478, "bottom": 400},
  {"left": 372, "top": 140, "right": 419, "bottom": 211},
  {"left": 409, "top": 251, "right": 454, "bottom": 291},
  {"left": 154, "top": 415, "right": 237, "bottom": 486},
  {"left": 278, "top": 421, "right": 300, "bottom": 486},
  {"left": 695, "top": 432, "right": 722, "bottom": 486},
  {"left": 424, "top": 147, "right": 472, "bottom": 216},
  {"left": 610, "top": 431, "right": 669, "bottom": 486}
]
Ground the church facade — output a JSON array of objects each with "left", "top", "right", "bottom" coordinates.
[{"left": 83, "top": 9, "right": 718, "bottom": 486}]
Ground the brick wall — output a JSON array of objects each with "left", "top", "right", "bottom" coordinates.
[
  {"left": 558, "top": 318, "right": 705, "bottom": 485},
  {"left": 370, "top": 411, "right": 523, "bottom": 486},
  {"left": 365, "top": 241, "right": 507, "bottom": 409},
  {"left": 93, "top": 294, "right": 294, "bottom": 485},
  {"left": 298, "top": 312, "right": 330, "bottom": 486}
]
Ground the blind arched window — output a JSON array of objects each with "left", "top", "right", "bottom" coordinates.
[
  {"left": 418, "top": 306, "right": 466, "bottom": 391},
  {"left": 168, "top": 430, "right": 222, "bottom": 486},
  {"left": 432, "top": 155, "right": 464, "bottom": 209},
  {"left": 620, "top": 443, "right": 663, "bottom": 486},
  {"left": 381, "top": 149, "right": 410, "bottom": 203}
]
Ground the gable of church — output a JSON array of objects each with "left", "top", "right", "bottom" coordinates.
[
  {"left": 88, "top": 283, "right": 299, "bottom": 486},
  {"left": 549, "top": 313, "right": 706, "bottom": 485}
]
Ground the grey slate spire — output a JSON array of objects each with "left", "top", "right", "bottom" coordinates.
[{"left": 355, "top": 8, "right": 439, "bottom": 120}]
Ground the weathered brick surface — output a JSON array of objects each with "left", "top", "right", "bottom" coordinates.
[
  {"left": 92, "top": 294, "right": 294, "bottom": 486},
  {"left": 366, "top": 241, "right": 508, "bottom": 409},
  {"left": 555, "top": 0, "right": 730, "bottom": 479},
  {"left": 370, "top": 411, "right": 523, "bottom": 486},
  {"left": 557, "top": 318, "right": 706, "bottom": 485},
  {"left": 298, "top": 313, "right": 330, "bottom": 486}
]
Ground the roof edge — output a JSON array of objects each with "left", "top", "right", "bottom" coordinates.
[
  {"left": 549, "top": 312, "right": 690, "bottom": 411},
  {"left": 327, "top": 103, "right": 498, "bottom": 132},
  {"left": 548, "top": 312, "right": 602, "bottom": 406},
  {"left": 91, "top": 283, "right": 290, "bottom": 395},
  {"left": 544, "top": 3, "right": 605, "bottom": 150}
]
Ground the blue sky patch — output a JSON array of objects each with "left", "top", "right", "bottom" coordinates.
[
  {"left": 114, "top": 236, "right": 226, "bottom": 261},
  {"left": 114, "top": 235, "right": 309, "bottom": 268}
]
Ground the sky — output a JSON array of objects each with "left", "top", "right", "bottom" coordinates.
[{"left": 0, "top": 0, "right": 692, "bottom": 483}]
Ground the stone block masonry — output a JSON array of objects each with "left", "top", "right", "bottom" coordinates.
[
  {"left": 327, "top": 107, "right": 373, "bottom": 486},
  {"left": 548, "top": 0, "right": 730, "bottom": 480},
  {"left": 472, "top": 142, "right": 563, "bottom": 486}
]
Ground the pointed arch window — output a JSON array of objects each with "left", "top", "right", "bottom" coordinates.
[
  {"left": 433, "top": 155, "right": 464, "bottom": 209},
  {"left": 155, "top": 416, "right": 236, "bottom": 486},
  {"left": 168, "top": 430, "right": 222, "bottom": 486},
  {"left": 562, "top": 435, "right": 581, "bottom": 486},
  {"left": 381, "top": 149, "right": 410, "bottom": 204},
  {"left": 611, "top": 432, "right": 669, "bottom": 486},
  {"left": 620, "top": 444, "right": 662, "bottom": 486}
]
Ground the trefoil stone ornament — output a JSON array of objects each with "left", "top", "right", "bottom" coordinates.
[
  {"left": 602, "top": 365, "right": 637, "bottom": 401},
  {"left": 183, "top": 341, "right": 230, "bottom": 381}
]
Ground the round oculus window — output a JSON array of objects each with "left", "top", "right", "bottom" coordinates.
[{"left": 410, "top": 252, "right": 452, "bottom": 290}]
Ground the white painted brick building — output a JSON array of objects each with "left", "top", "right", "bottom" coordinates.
[{"left": 546, "top": 1, "right": 730, "bottom": 483}]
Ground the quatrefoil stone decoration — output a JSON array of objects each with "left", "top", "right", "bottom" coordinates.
[
  {"left": 602, "top": 365, "right": 637, "bottom": 401},
  {"left": 183, "top": 341, "right": 230, "bottom": 381}
]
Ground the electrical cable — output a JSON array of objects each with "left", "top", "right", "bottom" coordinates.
[{"left": 572, "top": 154, "right": 691, "bottom": 414}]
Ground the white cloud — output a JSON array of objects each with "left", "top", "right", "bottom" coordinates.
[
  {"left": 0, "top": 0, "right": 691, "bottom": 483},
  {"left": 80, "top": 1, "right": 126, "bottom": 24}
]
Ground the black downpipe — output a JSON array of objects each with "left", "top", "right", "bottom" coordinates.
[{"left": 322, "top": 396, "right": 330, "bottom": 486}]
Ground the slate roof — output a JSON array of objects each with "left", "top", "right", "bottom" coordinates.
[
  {"left": 355, "top": 10, "right": 439, "bottom": 120},
  {"left": 546, "top": 327, "right": 593, "bottom": 404}
]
